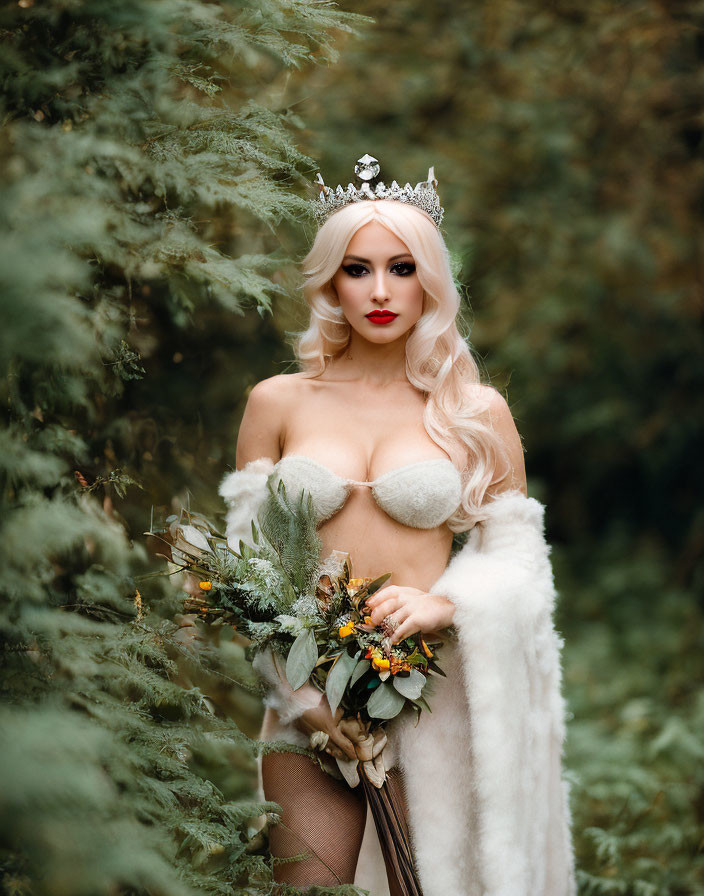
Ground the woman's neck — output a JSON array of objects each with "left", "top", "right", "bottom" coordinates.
[{"left": 325, "top": 330, "right": 410, "bottom": 385}]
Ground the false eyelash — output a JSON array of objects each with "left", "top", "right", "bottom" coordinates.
[
  {"left": 341, "top": 264, "right": 367, "bottom": 277},
  {"left": 341, "top": 262, "right": 416, "bottom": 277}
]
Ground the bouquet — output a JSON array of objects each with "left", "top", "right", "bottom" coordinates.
[
  {"left": 154, "top": 479, "right": 445, "bottom": 733},
  {"left": 150, "top": 478, "right": 446, "bottom": 895}
]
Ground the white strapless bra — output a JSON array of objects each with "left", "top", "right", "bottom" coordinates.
[{"left": 271, "top": 454, "right": 462, "bottom": 530}]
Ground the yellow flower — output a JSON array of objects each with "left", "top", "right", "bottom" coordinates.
[
  {"left": 364, "top": 615, "right": 373, "bottom": 625},
  {"left": 347, "top": 576, "right": 372, "bottom": 597},
  {"left": 390, "top": 656, "right": 412, "bottom": 675},
  {"left": 199, "top": 581, "right": 212, "bottom": 591},
  {"left": 338, "top": 621, "right": 355, "bottom": 638},
  {"left": 372, "top": 656, "right": 390, "bottom": 671}
]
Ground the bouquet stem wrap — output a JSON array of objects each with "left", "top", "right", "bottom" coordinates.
[{"left": 360, "top": 763, "right": 424, "bottom": 896}]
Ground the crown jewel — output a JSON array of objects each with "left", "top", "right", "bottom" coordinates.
[{"left": 313, "top": 154, "right": 444, "bottom": 228}]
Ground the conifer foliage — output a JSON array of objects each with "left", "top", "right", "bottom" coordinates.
[{"left": 0, "top": 1, "right": 358, "bottom": 894}]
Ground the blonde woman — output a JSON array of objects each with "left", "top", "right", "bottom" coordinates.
[{"left": 220, "top": 156, "right": 575, "bottom": 896}]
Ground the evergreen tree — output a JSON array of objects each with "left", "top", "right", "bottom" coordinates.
[{"left": 0, "top": 1, "right": 363, "bottom": 894}]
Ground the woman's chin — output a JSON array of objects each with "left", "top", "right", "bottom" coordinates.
[{"left": 351, "top": 322, "right": 411, "bottom": 345}]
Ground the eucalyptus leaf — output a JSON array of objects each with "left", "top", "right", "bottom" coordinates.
[
  {"left": 286, "top": 629, "right": 318, "bottom": 690},
  {"left": 179, "top": 524, "right": 211, "bottom": 553},
  {"left": 367, "top": 680, "right": 406, "bottom": 719},
  {"left": 326, "top": 649, "right": 360, "bottom": 715},
  {"left": 392, "top": 668, "right": 426, "bottom": 700},
  {"left": 350, "top": 658, "right": 370, "bottom": 686}
]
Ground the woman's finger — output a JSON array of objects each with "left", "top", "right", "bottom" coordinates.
[
  {"left": 370, "top": 596, "right": 405, "bottom": 626},
  {"left": 383, "top": 604, "right": 413, "bottom": 640},
  {"left": 392, "top": 603, "right": 413, "bottom": 622},
  {"left": 329, "top": 730, "right": 360, "bottom": 761},
  {"left": 338, "top": 716, "right": 368, "bottom": 741},
  {"left": 389, "top": 616, "right": 420, "bottom": 645},
  {"left": 365, "top": 585, "right": 398, "bottom": 608},
  {"left": 324, "top": 742, "right": 346, "bottom": 761}
]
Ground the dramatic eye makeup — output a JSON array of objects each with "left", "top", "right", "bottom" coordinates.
[
  {"left": 341, "top": 263, "right": 368, "bottom": 277},
  {"left": 390, "top": 261, "right": 416, "bottom": 276},
  {"left": 340, "top": 256, "right": 416, "bottom": 278}
]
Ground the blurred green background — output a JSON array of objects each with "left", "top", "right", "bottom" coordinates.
[{"left": 1, "top": 0, "right": 702, "bottom": 894}]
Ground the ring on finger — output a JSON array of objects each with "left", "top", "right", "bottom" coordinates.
[{"left": 383, "top": 614, "right": 399, "bottom": 633}]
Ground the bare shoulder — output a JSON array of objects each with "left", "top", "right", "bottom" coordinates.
[
  {"left": 246, "top": 372, "right": 306, "bottom": 408},
  {"left": 463, "top": 384, "right": 527, "bottom": 497},
  {"left": 236, "top": 373, "right": 306, "bottom": 468}
]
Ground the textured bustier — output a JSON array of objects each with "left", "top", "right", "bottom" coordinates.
[{"left": 271, "top": 454, "right": 462, "bottom": 529}]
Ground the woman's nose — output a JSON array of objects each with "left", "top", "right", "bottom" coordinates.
[{"left": 370, "top": 270, "right": 390, "bottom": 302}]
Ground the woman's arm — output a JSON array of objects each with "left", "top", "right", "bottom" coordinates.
[
  {"left": 218, "top": 377, "right": 288, "bottom": 551},
  {"left": 235, "top": 376, "right": 287, "bottom": 469},
  {"left": 173, "top": 379, "right": 286, "bottom": 645},
  {"left": 472, "top": 385, "right": 528, "bottom": 498}
]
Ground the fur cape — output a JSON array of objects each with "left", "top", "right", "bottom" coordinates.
[{"left": 219, "top": 461, "right": 576, "bottom": 896}]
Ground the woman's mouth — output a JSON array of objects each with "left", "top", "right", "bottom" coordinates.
[{"left": 365, "top": 310, "right": 398, "bottom": 325}]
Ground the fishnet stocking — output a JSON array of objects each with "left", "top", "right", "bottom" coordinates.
[
  {"left": 262, "top": 749, "right": 411, "bottom": 896},
  {"left": 262, "top": 750, "right": 365, "bottom": 888}
]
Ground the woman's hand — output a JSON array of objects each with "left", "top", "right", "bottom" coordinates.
[
  {"left": 294, "top": 697, "right": 360, "bottom": 762},
  {"left": 295, "top": 700, "right": 387, "bottom": 765},
  {"left": 363, "top": 585, "right": 456, "bottom": 645}
]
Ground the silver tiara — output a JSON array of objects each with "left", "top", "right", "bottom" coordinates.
[{"left": 313, "top": 153, "right": 444, "bottom": 228}]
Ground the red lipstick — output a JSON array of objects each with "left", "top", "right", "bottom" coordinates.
[{"left": 365, "top": 310, "right": 398, "bottom": 325}]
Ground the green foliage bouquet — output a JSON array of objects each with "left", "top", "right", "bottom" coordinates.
[
  {"left": 153, "top": 478, "right": 444, "bottom": 892},
  {"left": 153, "top": 480, "right": 445, "bottom": 730}
]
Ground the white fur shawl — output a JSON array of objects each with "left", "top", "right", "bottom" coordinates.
[
  {"left": 219, "top": 463, "right": 576, "bottom": 896},
  {"left": 381, "top": 490, "right": 577, "bottom": 896}
]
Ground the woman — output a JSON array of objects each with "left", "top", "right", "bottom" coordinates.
[{"left": 220, "top": 156, "right": 575, "bottom": 896}]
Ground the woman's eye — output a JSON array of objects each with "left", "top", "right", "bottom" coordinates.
[
  {"left": 391, "top": 262, "right": 416, "bottom": 276},
  {"left": 341, "top": 264, "right": 368, "bottom": 277}
]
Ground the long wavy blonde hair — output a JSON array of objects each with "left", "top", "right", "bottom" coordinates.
[{"left": 294, "top": 199, "right": 509, "bottom": 530}]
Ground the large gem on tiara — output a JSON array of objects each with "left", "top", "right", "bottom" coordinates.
[
  {"left": 354, "top": 154, "right": 381, "bottom": 182},
  {"left": 314, "top": 153, "right": 444, "bottom": 227}
]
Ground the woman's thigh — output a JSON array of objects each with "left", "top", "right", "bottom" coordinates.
[{"left": 261, "top": 749, "right": 367, "bottom": 887}]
